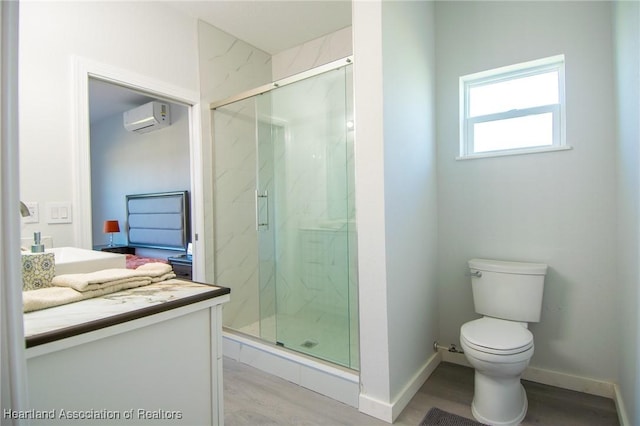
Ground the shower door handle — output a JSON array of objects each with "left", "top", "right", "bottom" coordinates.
[{"left": 256, "top": 190, "right": 269, "bottom": 230}]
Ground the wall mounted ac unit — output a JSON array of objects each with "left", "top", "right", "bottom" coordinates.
[{"left": 123, "top": 101, "right": 171, "bottom": 134}]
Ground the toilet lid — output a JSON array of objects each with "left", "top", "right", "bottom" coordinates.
[{"left": 461, "top": 317, "right": 533, "bottom": 354}]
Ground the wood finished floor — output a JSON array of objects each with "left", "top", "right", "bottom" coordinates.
[{"left": 224, "top": 358, "right": 619, "bottom": 425}]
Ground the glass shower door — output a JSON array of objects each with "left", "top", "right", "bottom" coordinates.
[
  {"left": 263, "top": 67, "right": 355, "bottom": 367},
  {"left": 213, "top": 62, "right": 358, "bottom": 370}
]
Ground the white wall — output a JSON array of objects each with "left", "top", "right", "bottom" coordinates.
[
  {"left": 614, "top": 1, "right": 640, "bottom": 423},
  {"left": 90, "top": 102, "right": 191, "bottom": 249},
  {"left": 381, "top": 0, "right": 438, "bottom": 406},
  {"left": 436, "top": 1, "right": 618, "bottom": 382},
  {"left": 352, "top": 1, "right": 391, "bottom": 415},
  {"left": 19, "top": 1, "right": 200, "bottom": 248},
  {"left": 353, "top": 0, "right": 438, "bottom": 421}
]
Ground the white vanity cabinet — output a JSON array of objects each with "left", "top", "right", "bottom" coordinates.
[{"left": 22, "top": 280, "right": 230, "bottom": 425}]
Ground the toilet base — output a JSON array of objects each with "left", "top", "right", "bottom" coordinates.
[{"left": 471, "top": 371, "right": 528, "bottom": 426}]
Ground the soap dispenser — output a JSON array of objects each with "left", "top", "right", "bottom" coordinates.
[{"left": 31, "top": 232, "right": 45, "bottom": 253}]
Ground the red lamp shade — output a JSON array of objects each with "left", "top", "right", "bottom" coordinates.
[{"left": 103, "top": 220, "right": 120, "bottom": 233}]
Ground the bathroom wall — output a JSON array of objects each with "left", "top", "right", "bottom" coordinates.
[
  {"left": 381, "top": 0, "right": 438, "bottom": 407},
  {"left": 353, "top": 0, "right": 438, "bottom": 420},
  {"left": 90, "top": 101, "right": 191, "bottom": 249},
  {"left": 19, "top": 1, "right": 200, "bottom": 248},
  {"left": 436, "top": 1, "right": 618, "bottom": 383},
  {"left": 614, "top": 1, "right": 640, "bottom": 423}
]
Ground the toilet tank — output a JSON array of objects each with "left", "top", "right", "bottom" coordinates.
[{"left": 469, "top": 258, "right": 548, "bottom": 323}]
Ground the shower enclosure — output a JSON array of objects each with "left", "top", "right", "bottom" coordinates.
[{"left": 211, "top": 58, "right": 358, "bottom": 369}]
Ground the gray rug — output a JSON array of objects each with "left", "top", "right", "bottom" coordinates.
[{"left": 419, "top": 407, "right": 485, "bottom": 426}]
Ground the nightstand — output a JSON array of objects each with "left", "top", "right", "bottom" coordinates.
[
  {"left": 94, "top": 245, "right": 135, "bottom": 255},
  {"left": 168, "top": 255, "right": 192, "bottom": 280}
]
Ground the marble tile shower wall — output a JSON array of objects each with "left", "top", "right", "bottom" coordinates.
[
  {"left": 199, "top": 21, "right": 272, "bottom": 102},
  {"left": 200, "top": 20, "right": 271, "bottom": 303},
  {"left": 272, "top": 26, "right": 353, "bottom": 81},
  {"left": 213, "top": 100, "right": 261, "bottom": 331}
]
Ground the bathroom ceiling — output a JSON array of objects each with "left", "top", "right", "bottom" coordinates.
[{"left": 166, "top": 0, "right": 352, "bottom": 55}]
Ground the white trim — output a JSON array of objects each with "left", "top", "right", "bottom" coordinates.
[
  {"left": 70, "top": 58, "right": 202, "bottom": 265},
  {"left": 358, "top": 352, "right": 442, "bottom": 423},
  {"left": 358, "top": 393, "right": 394, "bottom": 423},
  {"left": 390, "top": 352, "right": 441, "bottom": 422},
  {"left": 613, "top": 384, "right": 631, "bottom": 426},
  {"left": 439, "top": 346, "right": 472, "bottom": 367},
  {"left": 522, "top": 366, "right": 615, "bottom": 399},
  {"left": 209, "top": 306, "right": 224, "bottom": 425},
  {"left": 188, "top": 103, "right": 205, "bottom": 282},
  {"left": 456, "top": 144, "right": 573, "bottom": 161},
  {"left": 437, "top": 345, "right": 616, "bottom": 399}
]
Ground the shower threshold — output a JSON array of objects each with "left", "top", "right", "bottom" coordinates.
[{"left": 222, "top": 329, "right": 359, "bottom": 408}]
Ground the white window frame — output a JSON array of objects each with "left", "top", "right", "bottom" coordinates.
[{"left": 458, "top": 55, "right": 569, "bottom": 160}]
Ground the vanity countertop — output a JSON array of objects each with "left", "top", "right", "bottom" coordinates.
[{"left": 23, "top": 279, "right": 230, "bottom": 348}]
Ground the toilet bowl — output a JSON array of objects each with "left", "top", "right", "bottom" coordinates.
[
  {"left": 460, "top": 258, "right": 547, "bottom": 426},
  {"left": 460, "top": 317, "right": 534, "bottom": 426}
]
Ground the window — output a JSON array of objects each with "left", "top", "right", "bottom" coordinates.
[{"left": 459, "top": 55, "right": 568, "bottom": 159}]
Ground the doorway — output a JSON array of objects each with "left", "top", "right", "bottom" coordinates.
[
  {"left": 72, "top": 59, "right": 203, "bottom": 277},
  {"left": 88, "top": 79, "right": 191, "bottom": 254}
]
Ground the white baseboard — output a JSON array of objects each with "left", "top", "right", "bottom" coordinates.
[
  {"left": 613, "top": 384, "right": 631, "bottom": 426},
  {"left": 437, "top": 345, "right": 615, "bottom": 398},
  {"left": 358, "top": 394, "right": 394, "bottom": 423},
  {"left": 359, "top": 351, "right": 442, "bottom": 423},
  {"left": 522, "top": 366, "right": 614, "bottom": 398},
  {"left": 439, "top": 346, "right": 471, "bottom": 367},
  {"left": 391, "top": 351, "right": 441, "bottom": 421}
]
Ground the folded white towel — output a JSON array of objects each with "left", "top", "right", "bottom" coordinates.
[
  {"left": 52, "top": 263, "right": 175, "bottom": 292},
  {"left": 23, "top": 278, "right": 153, "bottom": 313},
  {"left": 151, "top": 272, "right": 177, "bottom": 283},
  {"left": 52, "top": 268, "right": 140, "bottom": 291},
  {"left": 23, "top": 287, "right": 84, "bottom": 312},
  {"left": 135, "top": 262, "right": 173, "bottom": 276}
]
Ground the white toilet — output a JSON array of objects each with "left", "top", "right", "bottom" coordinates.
[{"left": 460, "top": 258, "right": 548, "bottom": 426}]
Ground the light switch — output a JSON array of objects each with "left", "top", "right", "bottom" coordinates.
[{"left": 47, "top": 202, "right": 72, "bottom": 224}]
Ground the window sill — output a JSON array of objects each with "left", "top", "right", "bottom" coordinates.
[{"left": 456, "top": 145, "right": 572, "bottom": 161}]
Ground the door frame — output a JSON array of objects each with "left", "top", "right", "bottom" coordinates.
[{"left": 71, "top": 57, "right": 205, "bottom": 280}]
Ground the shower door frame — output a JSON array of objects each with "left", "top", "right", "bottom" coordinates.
[
  {"left": 210, "top": 56, "right": 358, "bottom": 368},
  {"left": 210, "top": 57, "right": 353, "bottom": 110}
]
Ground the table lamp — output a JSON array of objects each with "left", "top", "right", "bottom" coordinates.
[{"left": 103, "top": 220, "right": 120, "bottom": 247}]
